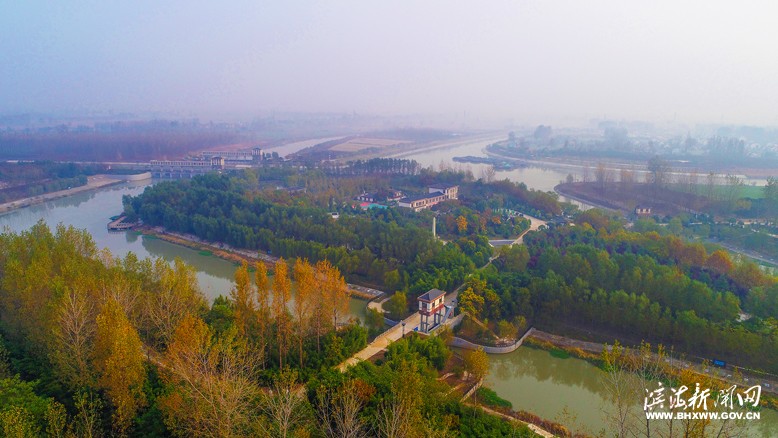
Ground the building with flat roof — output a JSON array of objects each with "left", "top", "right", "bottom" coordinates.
[{"left": 398, "top": 184, "right": 458, "bottom": 211}]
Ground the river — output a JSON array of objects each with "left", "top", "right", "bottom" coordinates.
[
  {"left": 486, "top": 346, "right": 778, "bottom": 436},
  {"left": 0, "top": 180, "right": 366, "bottom": 319},
  {"left": 394, "top": 135, "right": 592, "bottom": 209}
]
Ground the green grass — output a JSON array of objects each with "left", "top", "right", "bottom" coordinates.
[
  {"left": 476, "top": 387, "right": 513, "bottom": 409},
  {"left": 198, "top": 250, "right": 213, "bottom": 256}
]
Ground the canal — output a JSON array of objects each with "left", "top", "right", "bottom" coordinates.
[
  {"left": 486, "top": 346, "right": 778, "bottom": 436},
  {"left": 0, "top": 180, "right": 367, "bottom": 319}
]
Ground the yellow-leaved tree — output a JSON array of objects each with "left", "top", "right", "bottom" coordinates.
[
  {"left": 273, "top": 258, "right": 292, "bottom": 368},
  {"left": 293, "top": 258, "right": 315, "bottom": 367},
  {"left": 93, "top": 298, "right": 146, "bottom": 435}
]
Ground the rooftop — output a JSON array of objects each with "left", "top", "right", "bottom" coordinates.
[
  {"left": 400, "top": 191, "right": 444, "bottom": 203},
  {"left": 418, "top": 288, "right": 445, "bottom": 302},
  {"left": 428, "top": 183, "right": 459, "bottom": 189}
]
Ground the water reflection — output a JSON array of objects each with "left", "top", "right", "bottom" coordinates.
[
  {"left": 486, "top": 346, "right": 778, "bottom": 436},
  {"left": 0, "top": 181, "right": 367, "bottom": 320}
]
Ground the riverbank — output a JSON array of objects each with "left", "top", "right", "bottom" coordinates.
[
  {"left": 553, "top": 183, "right": 622, "bottom": 213},
  {"left": 136, "top": 226, "right": 382, "bottom": 300},
  {"left": 0, "top": 175, "right": 122, "bottom": 215},
  {"left": 526, "top": 328, "right": 778, "bottom": 403}
]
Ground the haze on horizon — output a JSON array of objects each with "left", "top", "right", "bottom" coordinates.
[{"left": 2, "top": 1, "right": 777, "bottom": 127}]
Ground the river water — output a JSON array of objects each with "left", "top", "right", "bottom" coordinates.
[
  {"left": 486, "top": 346, "right": 778, "bottom": 436},
  {"left": 394, "top": 136, "right": 591, "bottom": 209},
  {"left": 0, "top": 180, "right": 366, "bottom": 319}
]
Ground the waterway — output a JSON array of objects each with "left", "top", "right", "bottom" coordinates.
[
  {"left": 266, "top": 136, "right": 348, "bottom": 158},
  {"left": 394, "top": 136, "right": 592, "bottom": 209},
  {"left": 0, "top": 181, "right": 366, "bottom": 319},
  {"left": 486, "top": 346, "right": 778, "bottom": 437}
]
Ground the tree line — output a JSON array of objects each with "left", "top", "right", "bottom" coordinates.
[{"left": 0, "top": 222, "right": 537, "bottom": 437}]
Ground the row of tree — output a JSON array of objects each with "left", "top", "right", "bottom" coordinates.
[{"left": 0, "top": 223, "right": 537, "bottom": 436}]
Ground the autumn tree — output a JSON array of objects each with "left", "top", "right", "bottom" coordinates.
[
  {"left": 293, "top": 258, "right": 315, "bottom": 367},
  {"left": 144, "top": 258, "right": 207, "bottom": 348},
  {"left": 230, "top": 261, "right": 256, "bottom": 338},
  {"left": 376, "top": 361, "right": 423, "bottom": 438},
  {"left": 161, "top": 314, "right": 261, "bottom": 437},
  {"left": 316, "top": 379, "right": 371, "bottom": 438},
  {"left": 463, "top": 347, "right": 489, "bottom": 382},
  {"left": 705, "top": 249, "right": 734, "bottom": 275},
  {"left": 456, "top": 215, "right": 468, "bottom": 234},
  {"left": 255, "top": 261, "right": 271, "bottom": 368},
  {"left": 311, "top": 261, "right": 335, "bottom": 352},
  {"left": 273, "top": 258, "right": 293, "bottom": 368},
  {"left": 316, "top": 259, "right": 350, "bottom": 329},
  {"left": 264, "top": 368, "right": 311, "bottom": 438},
  {"left": 93, "top": 298, "right": 146, "bottom": 435},
  {"left": 457, "top": 287, "right": 484, "bottom": 319},
  {"left": 51, "top": 287, "right": 96, "bottom": 389}
]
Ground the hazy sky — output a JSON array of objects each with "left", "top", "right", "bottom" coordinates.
[{"left": 2, "top": 1, "right": 778, "bottom": 125}]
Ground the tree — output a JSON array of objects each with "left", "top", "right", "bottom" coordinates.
[
  {"left": 0, "top": 406, "right": 41, "bottom": 438},
  {"left": 705, "top": 250, "right": 734, "bottom": 275},
  {"left": 457, "top": 287, "right": 484, "bottom": 319},
  {"left": 312, "top": 260, "right": 336, "bottom": 352},
  {"left": 273, "top": 258, "right": 293, "bottom": 368},
  {"left": 647, "top": 156, "right": 670, "bottom": 188},
  {"left": 293, "top": 258, "right": 315, "bottom": 367},
  {"left": 316, "top": 379, "right": 368, "bottom": 438},
  {"left": 72, "top": 391, "right": 103, "bottom": 438},
  {"left": 365, "top": 308, "right": 385, "bottom": 333},
  {"left": 383, "top": 292, "right": 407, "bottom": 321},
  {"left": 144, "top": 258, "right": 207, "bottom": 348},
  {"left": 93, "top": 298, "right": 146, "bottom": 435},
  {"left": 255, "top": 261, "right": 271, "bottom": 368},
  {"left": 463, "top": 347, "right": 489, "bottom": 382},
  {"left": 51, "top": 287, "right": 96, "bottom": 389},
  {"left": 595, "top": 162, "right": 612, "bottom": 194},
  {"left": 230, "top": 261, "right": 256, "bottom": 338},
  {"left": 160, "top": 314, "right": 260, "bottom": 437},
  {"left": 264, "top": 369, "right": 310, "bottom": 438},
  {"left": 376, "top": 362, "right": 422, "bottom": 438},
  {"left": 456, "top": 215, "right": 468, "bottom": 234}
]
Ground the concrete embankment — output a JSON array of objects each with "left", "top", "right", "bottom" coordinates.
[{"left": 0, "top": 175, "right": 123, "bottom": 215}]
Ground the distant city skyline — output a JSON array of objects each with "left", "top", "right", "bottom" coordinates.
[{"left": 2, "top": 1, "right": 778, "bottom": 127}]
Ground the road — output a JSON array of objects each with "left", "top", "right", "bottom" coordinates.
[{"left": 488, "top": 213, "right": 547, "bottom": 247}]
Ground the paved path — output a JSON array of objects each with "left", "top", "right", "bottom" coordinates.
[
  {"left": 339, "top": 287, "right": 462, "bottom": 370},
  {"left": 488, "top": 213, "right": 547, "bottom": 247}
]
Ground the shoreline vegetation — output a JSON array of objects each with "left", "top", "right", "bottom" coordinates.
[
  {"left": 140, "top": 222, "right": 778, "bottom": 419},
  {"left": 135, "top": 225, "right": 381, "bottom": 300}
]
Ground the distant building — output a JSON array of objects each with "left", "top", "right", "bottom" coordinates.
[
  {"left": 356, "top": 192, "right": 377, "bottom": 203},
  {"left": 418, "top": 288, "right": 446, "bottom": 333},
  {"left": 635, "top": 205, "right": 652, "bottom": 216},
  {"left": 356, "top": 189, "right": 404, "bottom": 204},
  {"left": 398, "top": 184, "right": 459, "bottom": 211},
  {"left": 201, "top": 150, "right": 259, "bottom": 164},
  {"left": 428, "top": 183, "right": 459, "bottom": 200},
  {"left": 150, "top": 157, "right": 224, "bottom": 179}
]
